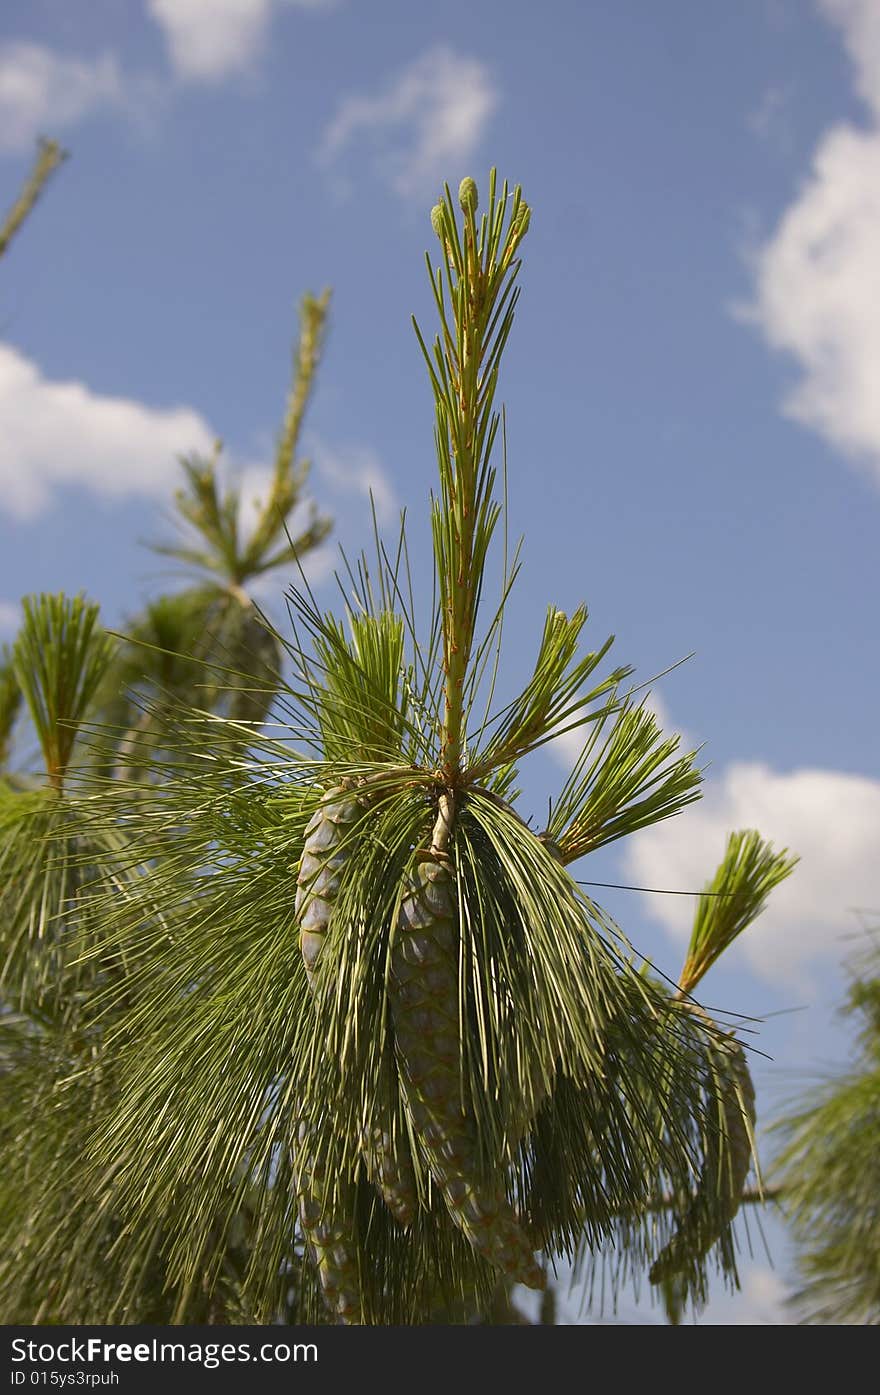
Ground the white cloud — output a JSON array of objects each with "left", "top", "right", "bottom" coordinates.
[
  {"left": 623, "top": 759, "right": 880, "bottom": 988},
  {"left": 742, "top": 0, "right": 880, "bottom": 483},
  {"left": 702, "top": 1264, "right": 790, "bottom": 1325},
  {"left": 738, "top": 1266, "right": 789, "bottom": 1323},
  {"left": 747, "top": 83, "right": 796, "bottom": 154},
  {"left": 0, "top": 601, "right": 19, "bottom": 636},
  {"left": 234, "top": 462, "right": 275, "bottom": 540},
  {"left": 547, "top": 721, "right": 591, "bottom": 771},
  {"left": 318, "top": 45, "right": 498, "bottom": 199},
  {"left": 148, "top": 0, "right": 272, "bottom": 81},
  {"left": 821, "top": 0, "right": 880, "bottom": 111},
  {"left": 312, "top": 436, "right": 397, "bottom": 523},
  {"left": 0, "top": 42, "right": 124, "bottom": 153},
  {"left": 148, "top": 0, "right": 336, "bottom": 83},
  {"left": 0, "top": 343, "right": 215, "bottom": 518}
]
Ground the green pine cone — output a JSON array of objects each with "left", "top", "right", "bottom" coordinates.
[
  {"left": 296, "top": 786, "right": 418, "bottom": 1231},
  {"left": 391, "top": 854, "right": 544, "bottom": 1290},
  {"left": 295, "top": 786, "right": 362, "bottom": 988},
  {"left": 458, "top": 176, "right": 478, "bottom": 213},
  {"left": 294, "top": 1124, "right": 363, "bottom": 1324},
  {"left": 358, "top": 1052, "right": 419, "bottom": 1229}
]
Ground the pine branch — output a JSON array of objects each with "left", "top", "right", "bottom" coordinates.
[
  {"left": 12, "top": 595, "right": 116, "bottom": 793},
  {"left": 0, "top": 171, "right": 797, "bottom": 1328},
  {"left": 544, "top": 695, "right": 702, "bottom": 860},
  {"left": 158, "top": 293, "right": 332, "bottom": 592},
  {"left": 0, "top": 645, "right": 22, "bottom": 772},
  {"left": 418, "top": 177, "right": 531, "bottom": 782},
  {"left": 466, "top": 612, "right": 627, "bottom": 780},
  {"left": 0, "top": 138, "right": 67, "bottom": 261},
  {"left": 240, "top": 290, "right": 332, "bottom": 574},
  {"left": 623, "top": 1185, "right": 781, "bottom": 1216},
  {"left": 677, "top": 830, "right": 798, "bottom": 996},
  {"left": 770, "top": 924, "right": 880, "bottom": 1323}
]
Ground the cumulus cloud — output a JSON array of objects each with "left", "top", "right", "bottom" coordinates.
[
  {"left": 318, "top": 45, "right": 498, "bottom": 199},
  {"left": 148, "top": 0, "right": 336, "bottom": 82},
  {"left": 747, "top": 83, "right": 796, "bottom": 155},
  {"left": 312, "top": 436, "right": 397, "bottom": 523},
  {"left": 147, "top": 0, "right": 273, "bottom": 81},
  {"left": 0, "top": 42, "right": 124, "bottom": 153},
  {"left": 0, "top": 343, "right": 215, "bottom": 518},
  {"left": 742, "top": 0, "right": 880, "bottom": 483},
  {"left": 623, "top": 758, "right": 880, "bottom": 988},
  {"left": 704, "top": 1264, "right": 790, "bottom": 1325},
  {"left": 234, "top": 462, "right": 276, "bottom": 541},
  {"left": 822, "top": 0, "right": 880, "bottom": 109},
  {"left": 547, "top": 721, "right": 592, "bottom": 772}
]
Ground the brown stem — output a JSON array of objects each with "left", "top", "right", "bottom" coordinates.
[
  {"left": 630, "top": 1186, "right": 782, "bottom": 1217},
  {"left": 602, "top": 1186, "right": 784, "bottom": 1226},
  {"left": 430, "top": 790, "right": 455, "bottom": 857}
]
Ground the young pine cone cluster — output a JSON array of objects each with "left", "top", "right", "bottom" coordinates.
[{"left": 294, "top": 785, "right": 545, "bottom": 1321}]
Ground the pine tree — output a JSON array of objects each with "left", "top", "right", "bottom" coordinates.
[
  {"left": 0, "top": 172, "right": 797, "bottom": 1326},
  {"left": 111, "top": 287, "right": 332, "bottom": 767},
  {"left": 771, "top": 917, "right": 880, "bottom": 1324}
]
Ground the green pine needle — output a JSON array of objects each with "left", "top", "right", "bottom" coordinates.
[
  {"left": 678, "top": 829, "right": 798, "bottom": 996},
  {"left": 0, "top": 644, "right": 22, "bottom": 772},
  {"left": 0, "top": 137, "right": 67, "bottom": 261},
  {"left": 546, "top": 693, "right": 702, "bottom": 860},
  {"left": 770, "top": 926, "right": 880, "bottom": 1324},
  {"left": 155, "top": 292, "right": 332, "bottom": 591},
  {"left": 12, "top": 594, "right": 116, "bottom": 792}
]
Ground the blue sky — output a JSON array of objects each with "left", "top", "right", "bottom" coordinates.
[{"left": 2, "top": 0, "right": 879, "bottom": 1324}]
